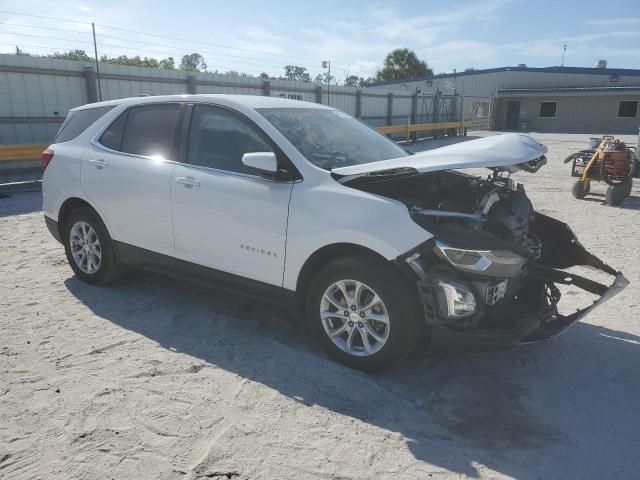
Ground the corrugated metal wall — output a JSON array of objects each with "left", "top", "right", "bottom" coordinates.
[
  {"left": 495, "top": 94, "right": 640, "bottom": 133},
  {"left": 0, "top": 54, "right": 463, "bottom": 144},
  {"left": 370, "top": 69, "right": 640, "bottom": 97}
]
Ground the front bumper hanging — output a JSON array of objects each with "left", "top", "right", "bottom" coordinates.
[{"left": 410, "top": 212, "right": 629, "bottom": 349}]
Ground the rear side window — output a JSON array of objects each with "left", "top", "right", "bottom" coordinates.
[
  {"left": 55, "top": 106, "right": 114, "bottom": 143},
  {"left": 99, "top": 112, "right": 127, "bottom": 151},
  {"left": 120, "top": 104, "right": 180, "bottom": 159}
]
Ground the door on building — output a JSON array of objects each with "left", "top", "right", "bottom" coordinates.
[{"left": 506, "top": 101, "right": 520, "bottom": 130}]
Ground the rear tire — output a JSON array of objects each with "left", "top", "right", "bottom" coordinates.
[
  {"left": 305, "top": 255, "right": 426, "bottom": 371},
  {"left": 606, "top": 184, "right": 628, "bottom": 206},
  {"left": 63, "top": 208, "right": 122, "bottom": 285}
]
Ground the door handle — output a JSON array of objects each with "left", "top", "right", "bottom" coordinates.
[
  {"left": 89, "top": 159, "right": 108, "bottom": 169},
  {"left": 175, "top": 176, "right": 200, "bottom": 188}
]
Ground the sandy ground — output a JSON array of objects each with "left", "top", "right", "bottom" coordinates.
[{"left": 1, "top": 132, "right": 639, "bottom": 480}]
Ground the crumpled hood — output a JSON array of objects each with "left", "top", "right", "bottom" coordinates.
[{"left": 331, "top": 133, "right": 548, "bottom": 178}]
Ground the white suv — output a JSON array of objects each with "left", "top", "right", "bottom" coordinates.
[{"left": 43, "top": 95, "right": 627, "bottom": 370}]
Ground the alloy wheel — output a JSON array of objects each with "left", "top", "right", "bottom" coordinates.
[
  {"left": 69, "top": 221, "right": 102, "bottom": 274},
  {"left": 320, "top": 279, "right": 390, "bottom": 357}
]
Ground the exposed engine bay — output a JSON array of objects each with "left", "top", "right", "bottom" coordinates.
[
  {"left": 342, "top": 168, "right": 628, "bottom": 347},
  {"left": 346, "top": 168, "right": 541, "bottom": 257}
]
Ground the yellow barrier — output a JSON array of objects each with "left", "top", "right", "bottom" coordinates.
[
  {"left": 0, "top": 144, "right": 48, "bottom": 162},
  {"left": 377, "top": 121, "right": 467, "bottom": 137}
]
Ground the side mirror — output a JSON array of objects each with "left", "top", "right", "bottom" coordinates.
[{"left": 242, "top": 152, "right": 278, "bottom": 176}]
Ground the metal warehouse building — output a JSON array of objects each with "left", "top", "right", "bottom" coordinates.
[{"left": 369, "top": 66, "right": 640, "bottom": 134}]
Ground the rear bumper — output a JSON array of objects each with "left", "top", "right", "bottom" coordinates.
[{"left": 45, "top": 215, "right": 62, "bottom": 244}]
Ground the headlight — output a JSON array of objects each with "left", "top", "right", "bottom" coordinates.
[{"left": 434, "top": 241, "right": 526, "bottom": 278}]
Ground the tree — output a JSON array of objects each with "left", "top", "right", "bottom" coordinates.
[
  {"left": 49, "top": 49, "right": 92, "bottom": 62},
  {"left": 259, "top": 72, "right": 270, "bottom": 79},
  {"left": 283, "top": 65, "right": 311, "bottom": 82},
  {"left": 375, "top": 48, "right": 432, "bottom": 81},
  {"left": 159, "top": 57, "right": 175, "bottom": 70},
  {"left": 343, "top": 75, "right": 374, "bottom": 88},
  {"left": 15, "top": 46, "right": 30, "bottom": 56},
  {"left": 313, "top": 71, "right": 335, "bottom": 84},
  {"left": 464, "top": 67, "right": 476, "bottom": 72},
  {"left": 180, "top": 53, "right": 207, "bottom": 72},
  {"left": 344, "top": 75, "right": 360, "bottom": 87}
]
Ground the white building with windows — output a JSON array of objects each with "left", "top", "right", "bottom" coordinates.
[{"left": 368, "top": 66, "right": 640, "bottom": 134}]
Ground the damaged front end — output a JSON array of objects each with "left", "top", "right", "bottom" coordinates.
[{"left": 348, "top": 168, "right": 628, "bottom": 348}]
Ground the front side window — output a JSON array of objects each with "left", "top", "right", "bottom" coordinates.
[
  {"left": 618, "top": 101, "right": 638, "bottom": 118},
  {"left": 187, "top": 105, "right": 274, "bottom": 174},
  {"left": 258, "top": 108, "right": 408, "bottom": 170},
  {"left": 100, "top": 104, "right": 180, "bottom": 159},
  {"left": 539, "top": 102, "right": 557, "bottom": 118},
  {"left": 55, "top": 106, "right": 114, "bottom": 143}
]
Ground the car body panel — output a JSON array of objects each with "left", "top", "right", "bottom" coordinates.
[
  {"left": 171, "top": 163, "right": 293, "bottom": 286},
  {"left": 331, "top": 133, "right": 548, "bottom": 177},
  {"left": 282, "top": 176, "right": 432, "bottom": 291}
]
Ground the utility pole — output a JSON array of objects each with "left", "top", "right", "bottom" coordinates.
[
  {"left": 92, "top": 22, "right": 102, "bottom": 101},
  {"left": 561, "top": 44, "right": 567, "bottom": 67},
  {"left": 322, "top": 60, "right": 331, "bottom": 106}
]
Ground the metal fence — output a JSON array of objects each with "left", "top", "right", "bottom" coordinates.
[
  {"left": 460, "top": 96, "right": 496, "bottom": 131},
  {"left": 0, "top": 54, "right": 486, "bottom": 145}
]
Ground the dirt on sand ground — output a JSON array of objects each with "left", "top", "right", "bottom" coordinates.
[{"left": 1, "top": 132, "right": 639, "bottom": 479}]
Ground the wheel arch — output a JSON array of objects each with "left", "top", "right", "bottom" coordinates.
[
  {"left": 57, "top": 197, "right": 105, "bottom": 239},
  {"left": 293, "top": 243, "right": 399, "bottom": 314}
]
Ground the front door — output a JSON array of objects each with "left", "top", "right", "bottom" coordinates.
[
  {"left": 171, "top": 104, "right": 294, "bottom": 287},
  {"left": 506, "top": 101, "right": 520, "bottom": 130},
  {"left": 81, "top": 103, "right": 181, "bottom": 256}
]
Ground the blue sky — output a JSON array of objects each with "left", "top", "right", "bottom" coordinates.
[{"left": 0, "top": 0, "right": 638, "bottom": 81}]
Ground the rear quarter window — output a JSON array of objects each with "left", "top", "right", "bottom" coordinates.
[{"left": 54, "top": 106, "right": 115, "bottom": 143}]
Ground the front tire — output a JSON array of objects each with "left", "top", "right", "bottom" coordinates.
[
  {"left": 306, "top": 255, "right": 425, "bottom": 371},
  {"left": 63, "top": 208, "right": 122, "bottom": 285},
  {"left": 572, "top": 180, "right": 589, "bottom": 199}
]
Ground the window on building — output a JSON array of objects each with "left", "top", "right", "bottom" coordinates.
[
  {"left": 539, "top": 102, "right": 557, "bottom": 118},
  {"left": 55, "top": 106, "right": 114, "bottom": 143},
  {"left": 618, "top": 101, "right": 638, "bottom": 118}
]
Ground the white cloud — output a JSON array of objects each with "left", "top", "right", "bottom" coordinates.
[{"left": 79, "top": 5, "right": 91, "bottom": 12}]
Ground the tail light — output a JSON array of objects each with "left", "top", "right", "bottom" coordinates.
[{"left": 42, "top": 149, "right": 54, "bottom": 169}]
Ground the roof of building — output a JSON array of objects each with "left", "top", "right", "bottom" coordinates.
[
  {"left": 497, "top": 86, "right": 640, "bottom": 96},
  {"left": 368, "top": 66, "right": 640, "bottom": 87}
]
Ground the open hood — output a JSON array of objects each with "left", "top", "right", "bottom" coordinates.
[{"left": 332, "top": 133, "right": 548, "bottom": 180}]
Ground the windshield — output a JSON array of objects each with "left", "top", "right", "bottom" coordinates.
[{"left": 258, "top": 108, "right": 408, "bottom": 169}]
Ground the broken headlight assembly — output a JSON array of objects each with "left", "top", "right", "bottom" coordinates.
[{"left": 434, "top": 241, "right": 527, "bottom": 278}]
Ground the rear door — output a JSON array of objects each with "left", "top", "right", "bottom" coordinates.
[
  {"left": 170, "top": 104, "right": 295, "bottom": 286},
  {"left": 81, "top": 103, "right": 182, "bottom": 256}
]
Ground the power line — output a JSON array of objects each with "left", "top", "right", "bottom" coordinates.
[
  {"left": 0, "top": 31, "right": 94, "bottom": 45},
  {"left": 0, "top": 9, "right": 90, "bottom": 26},
  {"left": 0, "top": 8, "right": 339, "bottom": 66},
  {"left": 1, "top": 43, "right": 291, "bottom": 77},
  {"left": 0, "top": 21, "right": 92, "bottom": 35},
  {"left": 0, "top": 29, "right": 328, "bottom": 73},
  {"left": 95, "top": 23, "right": 326, "bottom": 64}
]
